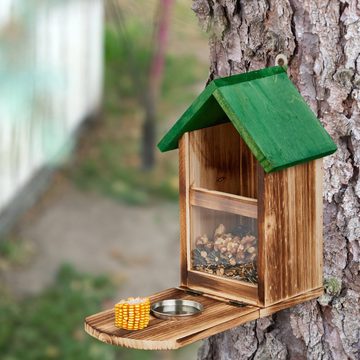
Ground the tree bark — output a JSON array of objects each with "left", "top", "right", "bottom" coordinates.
[{"left": 192, "top": 1, "right": 360, "bottom": 359}]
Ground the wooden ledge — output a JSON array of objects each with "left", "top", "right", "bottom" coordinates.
[
  {"left": 84, "top": 286, "right": 323, "bottom": 350},
  {"left": 84, "top": 288, "right": 258, "bottom": 350},
  {"left": 259, "top": 286, "right": 324, "bottom": 317},
  {"left": 190, "top": 187, "right": 258, "bottom": 218}
]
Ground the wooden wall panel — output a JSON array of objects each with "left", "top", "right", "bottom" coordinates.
[
  {"left": 257, "top": 165, "right": 265, "bottom": 305},
  {"left": 239, "top": 134, "right": 258, "bottom": 198},
  {"left": 187, "top": 271, "right": 259, "bottom": 306},
  {"left": 189, "top": 123, "right": 257, "bottom": 198},
  {"left": 190, "top": 188, "right": 258, "bottom": 218},
  {"left": 179, "top": 134, "right": 190, "bottom": 286},
  {"left": 259, "top": 159, "right": 323, "bottom": 306}
]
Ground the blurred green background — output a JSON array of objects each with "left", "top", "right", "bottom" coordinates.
[{"left": 0, "top": 0, "right": 209, "bottom": 359}]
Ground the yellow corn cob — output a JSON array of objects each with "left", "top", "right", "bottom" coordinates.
[{"left": 114, "top": 297, "right": 150, "bottom": 330}]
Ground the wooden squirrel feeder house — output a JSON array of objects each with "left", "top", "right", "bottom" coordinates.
[{"left": 84, "top": 66, "right": 337, "bottom": 350}]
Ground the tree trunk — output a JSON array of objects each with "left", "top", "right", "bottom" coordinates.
[{"left": 192, "top": 1, "right": 360, "bottom": 359}]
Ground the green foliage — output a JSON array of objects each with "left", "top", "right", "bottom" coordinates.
[
  {"left": 0, "top": 264, "right": 197, "bottom": 359},
  {"left": 324, "top": 277, "right": 342, "bottom": 296},
  {"left": 0, "top": 264, "right": 117, "bottom": 360},
  {"left": 104, "top": 23, "right": 204, "bottom": 106},
  {"left": 0, "top": 238, "right": 34, "bottom": 267},
  {"left": 69, "top": 21, "right": 205, "bottom": 205},
  {"left": 70, "top": 141, "right": 179, "bottom": 205},
  {"left": 105, "top": 22, "right": 151, "bottom": 99}
]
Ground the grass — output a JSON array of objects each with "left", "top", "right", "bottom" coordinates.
[
  {"left": 0, "top": 237, "right": 34, "bottom": 270},
  {"left": 67, "top": 2, "right": 208, "bottom": 205},
  {"left": 0, "top": 263, "right": 199, "bottom": 360},
  {"left": 0, "top": 264, "right": 117, "bottom": 360}
]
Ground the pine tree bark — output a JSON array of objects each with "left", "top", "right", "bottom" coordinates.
[{"left": 192, "top": 1, "right": 360, "bottom": 359}]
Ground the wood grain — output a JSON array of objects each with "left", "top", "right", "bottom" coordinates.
[
  {"left": 239, "top": 134, "right": 258, "bottom": 198},
  {"left": 184, "top": 124, "right": 260, "bottom": 304},
  {"left": 188, "top": 123, "right": 258, "bottom": 198},
  {"left": 84, "top": 288, "right": 258, "bottom": 350},
  {"left": 179, "top": 134, "right": 190, "bottom": 286},
  {"left": 187, "top": 270, "right": 259, "bottom": 306},
  {"left": 259, "top": 286, "right": 324, "bottom": 317},
  {"left": 314, "top": 160, "right": 324, "bottom": 288},
  {"left": 189, "top": 123, "right": 241, "bottom": 195},
  {"left": 257, "top": 164, "right": 265, "bottom": 306},
  {"left": 190, "top": 187, "right": 257, "bottom": 218},
  {"left": 259, "top": 159, "right": 323, "bottom": 306},
  {"left": 85, "top": 285, "right": 324, "bottom": 350},
  {"left": 177, "top": 310, "right": 259, "bottom": 347}
]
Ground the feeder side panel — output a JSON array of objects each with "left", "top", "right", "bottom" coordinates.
[
  {"left": 188, "top": 123, "right": 258, "bottom": 198},
  {"left": 179, "top": 133, "right": 190, "bottom": 286},
  {"left": 261, "top": 159, "right": 323, "bottom": 306}
]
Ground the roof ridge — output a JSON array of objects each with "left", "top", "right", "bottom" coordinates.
[{"left": 212, "top": 66, "right": 286, "bottom": 88}]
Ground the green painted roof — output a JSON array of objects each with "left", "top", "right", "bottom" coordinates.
[{"left": 157, "top": 66, "right": 337, "bottom": 173}]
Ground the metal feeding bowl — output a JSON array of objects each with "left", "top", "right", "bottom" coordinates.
[{"left": 151, "top": 299, "right": 204, "bottom": 320}]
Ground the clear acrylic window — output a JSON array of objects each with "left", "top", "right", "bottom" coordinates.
[{"left": 191, "top": 206, "right": 258, "bottom": 284}]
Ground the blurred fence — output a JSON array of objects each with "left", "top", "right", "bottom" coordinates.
[{"left": 0, "top": 0, "right": 104, "bottom": 225}]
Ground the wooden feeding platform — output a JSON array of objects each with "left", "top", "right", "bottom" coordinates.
[
  {"left": 84, "top": 287, "right": 323, "bottom": 350},
  {"left": 85, "top": 288, "right": 257, "bottom": 350},
  {"left": 84, "top": 66, "right": 336, "bottom": 350}
]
